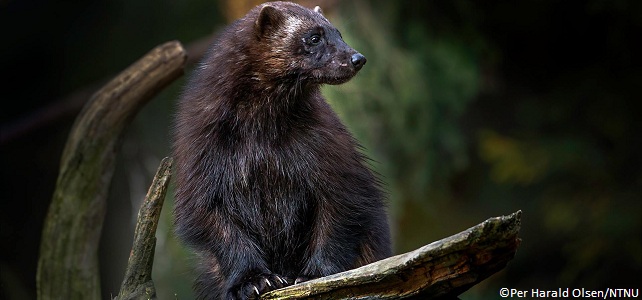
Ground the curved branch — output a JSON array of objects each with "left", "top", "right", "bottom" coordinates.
[{"left": 37, "top": 41, "right": 187, "bottom": 300}]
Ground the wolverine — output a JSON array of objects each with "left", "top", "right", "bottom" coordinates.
[{"left": 172, "top": 2, "right": 391, "bottom": 299}]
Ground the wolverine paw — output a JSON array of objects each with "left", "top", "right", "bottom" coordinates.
[{"left": 229, "top": 273, "right": 288, "bottom": 300}]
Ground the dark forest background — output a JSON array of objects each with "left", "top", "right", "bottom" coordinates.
[{"left": 1, "top": 0, "right": 640, "bottom": 299}]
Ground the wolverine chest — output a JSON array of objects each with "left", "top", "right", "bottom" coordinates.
[{"left": 220, "top": 140, "right": 320, "bottom": 227}]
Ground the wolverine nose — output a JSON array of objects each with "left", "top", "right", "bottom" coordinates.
[{"left": 351, "top": 53, "right": 367, "bottom": 71}]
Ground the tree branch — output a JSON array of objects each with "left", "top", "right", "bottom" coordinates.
[
  {"left": 262, "top": 211, "right": 522, "bottom": 299},
  {"left": 36, "top": 41, "right": 187, "bottom": 300},
  {"left": 116, "top": 157, "right": 173, "bottom": 300}
]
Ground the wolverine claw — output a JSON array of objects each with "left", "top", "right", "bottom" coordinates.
[
  {"left": 274, "top": 275, "right": 287, "bottom": 285},
  {"left": 230, "top": 272, "right": 289, "bottom": 299}
]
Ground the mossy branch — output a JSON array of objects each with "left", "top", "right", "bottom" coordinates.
[
  {"left": 262, "top": 211, "right": 522, "bottom": 299},
  {"left": 36, "top": 41, "right": 187, "bottom": 300}
]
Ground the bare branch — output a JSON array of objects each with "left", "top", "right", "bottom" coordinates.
[
  {"left": 262, "top": 211, "right": 522, "bottom": 299},
  {"left": 116, "top": 157, "right": 173, "bottom": 300}
]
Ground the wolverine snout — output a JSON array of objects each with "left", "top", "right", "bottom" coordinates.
[{"left": 351, "top": 53, "right": 367, "bottom": 71}]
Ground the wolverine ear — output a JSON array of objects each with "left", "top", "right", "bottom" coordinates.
[
  {"left": 255, "top": 5, "right": 285, "bottom": 38},
  {"left": 314, "top": 6, "right": 324, "bottom": 15}
]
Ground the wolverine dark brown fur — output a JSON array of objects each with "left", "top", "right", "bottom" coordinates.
[{"left": 172, "top": 2, "right": 391, "bottom": 299}]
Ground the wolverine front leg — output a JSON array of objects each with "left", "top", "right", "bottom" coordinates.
[
  {"left": 219, "top": 231, "right": 289, "bottom": 299},
  {"left": 186, "top": 212, "right": 289, "bottom": 299},
  {"left": 297, "top": 205, "right": 364, "bottom": 283},
  {"left": 296, "top": 189, "right": 391, "bottom": 284},
  {"left": 219, "top": 244, "right": 289, "bottom": 299}
]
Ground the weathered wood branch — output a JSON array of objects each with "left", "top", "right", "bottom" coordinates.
[
  {"left": 116, "top": 157, "right": 173, "bottom": 300},
  {"left": 262, "top": 211, "right": 522, "bottom": 299},
  {"left": 37, "top": 41, "right": 187, "bottom": 300}
]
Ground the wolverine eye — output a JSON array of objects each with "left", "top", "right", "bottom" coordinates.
[{"left": 308, "top": 34, "right": 321, "bottom": 45}]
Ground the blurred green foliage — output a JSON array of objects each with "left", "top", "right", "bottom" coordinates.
[
  {"left": 327, "top": 1, "right": 480, "bottom": 205},
  {"left": 323, "top": 0, "right": 641, "bottom": 298}
]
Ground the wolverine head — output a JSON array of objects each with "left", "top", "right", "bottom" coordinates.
[{"left": 251, "top": 1, "right": 366, "bottom": 86}]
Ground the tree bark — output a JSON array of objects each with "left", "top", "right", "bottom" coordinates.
[
  {"left": 262, "top": 211, "right": 522, "bottom": 299},
  {"left": 36, "top": 41, "right": 187, "bottom": 300}
]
